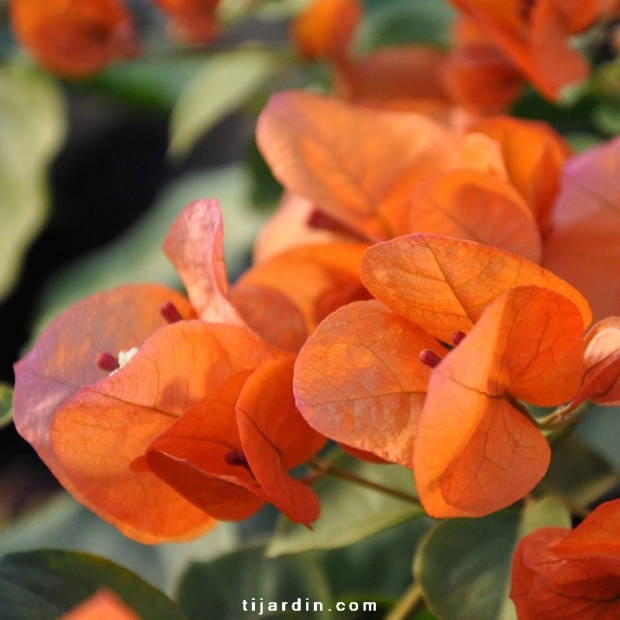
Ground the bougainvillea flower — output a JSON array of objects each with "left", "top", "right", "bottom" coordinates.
[
  {"left": 290, "top": 0, "right": 362, "bottom": 62},
  {"left": 154, "top": 0, "right": 221, "bottom": 44},
  {"left": 294, "top": 234, "right": 591, "bottom": 516},
  {"left": 414, "top": 285, "right": 585, "bottom": 517},
  {"left": 467, "top": 115, "right": 571, "bottom": 234},
  {"left": 448, "top": 0, "right": 614, "bottom": 99},
  {"left": 9, "top": 0, "right": 139, "bottom": 77},
  {"left": 13, "top": 199, "right": 321, "bottom": 542},
  {"left": 144, "top": 356, "right": 325, "bottom": 524},
  {"left": 543, "top": 136, "right": 620, "bottom": 322},
  {"left": 510, "top": 498, "right": 620, "bottom": 619},
  {"left": 62, "top": 591, "right": 139, "bottom": 620}
]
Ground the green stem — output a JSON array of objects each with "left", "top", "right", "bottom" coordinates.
[
  {"left": 384, "top": 583, "right": 424, "bottom": 620},
  {"left": 306, "top": 458, "right": 420, "bottom": 506}
]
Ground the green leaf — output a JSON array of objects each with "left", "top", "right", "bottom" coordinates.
[
  {"left": 169, "top": 49, "right": 279, "bottom": 157},
  {"left": 0, "top": 493, "right": 238, "bottom": 595},
  {"left": 177, "top": 543, "right": 332, "bottom": 620},
  {"left": 0, "top": 383, "right": 13, "bottom": 430},
  {"left": 0, "top": 549, "right": 187, "bottom": 620},
  {"left": 357, "top": 0, "right": 454, "bottom": 50},
  {"left": 322, "top": 517, "right": 433, "bottom": 604},
  {"left": 267, "top": 455, "right": 423, "bottom": 557},
  {"left": 0, "top": 62, "right": 66, "bottom": 301},
  {"left": 576, "top": 404, "right": 620, "bottom": 472},
  {"left": 31, "top": 164, "right": 268, "bottom": 337},
  {"left": 415, "top": 498, "right": 570, "bottom": 620},
  {"left": 86, "top": 55, "right": 208, "bottom": 112},
  {"left": 542, "top": 435, "right": 617, "bottom": 508}
]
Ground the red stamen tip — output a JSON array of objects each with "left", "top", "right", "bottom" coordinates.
[
  {"left": 160, "top": 301, "right": 184, "bottom": 324},
  {"left": 224, "top": 449, "right": 249, "bottom": 467},
  {"left": 419, "top": 349, "right": 443, "bottom": 368},
  {"left": 451, "top": 330, "right": 466, "bottom": 346},
  {"left": 96, "top": 351, "right": 119, "bottom": 372}
]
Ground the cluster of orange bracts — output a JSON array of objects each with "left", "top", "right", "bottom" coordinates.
[
  {"left": 8, "top": 0, "right": 222, "bottom": 77},
  {"left": 11, "top": 1, "right": 620, "bottom": 618}
]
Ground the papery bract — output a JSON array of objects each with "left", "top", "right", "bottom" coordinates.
[
  {"left": 544, "top": 137, "right": 620, "bottom": 322},
  {"left": 256, "top": 90, "right": 460, "bottom": 240},
  {"left": 294, "top": 300, "right": 444, "bottom": 466},
  {"left": 146, "top": 355, "right": 325, "bottom": 525},
  {"left": 410, "top": 168, "right": 542, "bottom": 262},
  {"left": 154, "top": 0, "right": 221, "bottom": 43},
  {"left": 511, "top": 499, "right": 620, "bottom": 619},
  {"left": 448, "top": 0, "right": 608, "bottom": 99},
  {"left": 62, "top": 591, "right": 139, "bottom": 620},
  {"left": 467, "top": 116, "right": 571, "bottom": 234},
  {"left": 9, "top": 0, "right": 139, "bottom": 77},
  {"left": 414, "top": 285, "right": 585, "bottom": 517},
  {"left": 290, "top": 0, "right": 362, "bottom": 61},
  {"left": 570, "top": 317, "right": 620, "bottom": 407},
  {"left": 233, "top": 242, "right": 369, "bottom": 334},
  {"left": 362, "top": 234, "right": 591, "bottom": 343}
]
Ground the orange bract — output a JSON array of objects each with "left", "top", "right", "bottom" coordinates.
[
  {"left": 154, "top": 0, "right": 221, "bottom": 43},
  {"left": 414, "top": 286, "right": 585, "bottom": 517},
  {"left": 467, "top": 116, "right": 571, "bottom": 234},
  {"left": 410, "top": 168, "right": 542, "bottom": 262},
  {"left": 511, "top": 499, "right": 620, "bottom": 619},
  {"left": 361, "top": 234, "right": 591, "bottom": 343},
  {"left": 448, "top": 0, "right": 605, "bottom": 99},
  {"left": 294, "top": 300, "right": 443, "bottom": 466},
  {"left": 9, "top": 0, "right": 138, "bottom": 77},
  {"left": 291, "top": 0, "right": 362, "bottom": 61},
  {"left": 61, "top": 592, "right": 139, "bottom": 620},
  {"left": 256, "top": 91, "right": 459, "bottom": 240},
  {"left": 543, "top": 137, "right": 620, "bottom": 322}
]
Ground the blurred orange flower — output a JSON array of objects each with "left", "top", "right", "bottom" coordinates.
[
  {"left": 62, "top": 592, "right": 139, "bottom": 620},
  {"left": 448, "top": 0, "right": 618, "bottom": 100},
  {"left": 290, "top": 0, "right": 362, "bottom": 62},
  {"left": 154, "top": 0, "right": 222, "bottom": 44},
  {"left": 9, "top": 0, "right": 139, "bottom": 77},
  {"left": 511, "top": 498, "right": 620, "bottom": 619}
]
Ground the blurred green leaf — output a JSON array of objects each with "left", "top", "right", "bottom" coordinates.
[
  {"left": 169, "top": 49, "right": 279, "bottom": 157},
  {"left": 0, "top": 383, "right": 13, "bottom": 430},
  {"left": 0, "top": 493, "right": 238, "bottom": 596},
  {"left": 87, "top": 55, "right": 208, "bottom": 112},
  {"left": 177, "top": 543, "right": 332, "bottom": 620},
  {"left": 267, "top": 455, "right": 422, "bottom": 557},
  {"left": 415, "top": 498, "right": 570, "bottom": 620},
  {"left": 0, "top": 549, "right": 186, "bottom": 620},
  {"left": 592, "top": 101, "right": 620, "bottom": 136},
  {"left": 323, "top": 517, "right": 433, "bottom": 612},
  {"left": 543, "top": 435, "right": 617, "bottom": 508},
  {"left": 0, "top": 62, "right": 66, "bottom": 301},
  {"left": 31, "top": 164, "right": 268, "bottom": 337},
  {"left": 357, "top": 0, "right": 454, "bottom": 51},
  {"left": 577, "top": 404, "right": 620, "bottom": 473}
]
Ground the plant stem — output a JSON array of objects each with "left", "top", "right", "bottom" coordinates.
[
  {"left": 384, "top": 583, "right": 424, "bottom": 620},
  {"left": 306, "top": 458, "right": 420, "bottom": 506}
]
